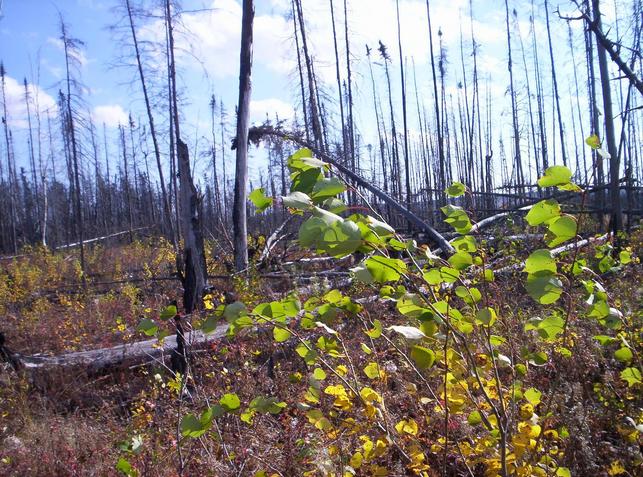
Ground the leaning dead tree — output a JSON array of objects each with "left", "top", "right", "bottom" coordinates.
[{"left": 242, "top": 124, "right": 455, "bottom": 255}]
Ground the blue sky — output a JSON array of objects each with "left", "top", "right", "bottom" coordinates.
[{"left": 0, "top": 0, "right": 637, "bottom": 186}]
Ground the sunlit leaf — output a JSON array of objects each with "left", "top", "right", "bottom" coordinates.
[
  {"left": 249, "top": 188, "right": 273, "bottom": 212},
  {"left": 446, "top": 181, "right": 466, "bottom": 197},
  {"left": 410, "top": 345, "right": 435, "bottom": 369},
  {"left": 538, "top": 165, "right": 573, "bottom": 188},
  {"left": 220, "top": 393, "right": 241, "bottom": 411},
  {"left": 525, "top": 199, "right": 561, "bottom": 226}
]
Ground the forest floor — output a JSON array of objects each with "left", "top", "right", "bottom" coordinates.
[{"left": 0, "top": 226, "right": 641, "bottom": 476}]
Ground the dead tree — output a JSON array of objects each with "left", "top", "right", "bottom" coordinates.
[
  {"left": 165, "top": 0, "right": 207, "bottom": 312},
  {"left": 232, "top": 0, "right": 255, "bottom": 272}
]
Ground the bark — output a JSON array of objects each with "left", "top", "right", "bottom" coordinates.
[
  {"left": 233, "top": 0, "right": 255, "bottom": 272},
  {"left": 592, "top": 0, "right": 622, "bottom": 232},
  {"left": 166, "top": 0, "right": 207, "bottom": 311}
]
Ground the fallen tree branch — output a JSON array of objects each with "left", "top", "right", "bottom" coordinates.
[
  {"left": 55, "top": 227, "right": 152, "bottom": 251},
  {"left": 240, "top": 125, "right": 455, "bottom": 255},
  {"left": 257, "top": 216, "right": 292, "bottom": 265},
  {"left": 493, "top": 233, "right": 612, "bottom": 275}
]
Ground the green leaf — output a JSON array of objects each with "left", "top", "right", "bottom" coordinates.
[
  {"left": 526, "top": 273, "right": 563, "bottom": 304},
  {"left": 585, "top": 134, "right": 601, "bottom": 149},
  {"left": 288, "top": 148, "right": 315, "bottom": 165},
  {"left": 363, "top": 362, "right": 381, "bottom": 379},
  {"left": 291, "top": 167, "right": 323, "bottom": 193},
  {"left": 528, "top": 351, "right": 549, "bottom": 366},
  {"left": 365, "top": 256, "right": 406, "bottom": 282},
  {"left": 312, "top": 368, "right": 327, "bottom": 380},
  {"left": 116, "top": 457, "right": 137, "bottom": 477},
  {"left": 619, "top": 250, "right": 632, "bottom": 264},
  {"left": 410, "top": 345, "right": 436, "bottom": 369},
  {"left": 556, "top": 467, "right": 571, "bottom": 477},
  {"left": 282, "top": 191, "right": 312, "bottom": 210},
  {"left": 322, "top": 197, "right": 347, "bottom": 213},
  {"left": 537, "top": 315, "right": 565, "bottom": 340},
  {"left": 538, "top": 165, "right": 573, "bottom": 188},
  {"left": 446, "top": 181, "right": 466, "bottom": 197},
  {"left": 525, "top": 199, "right": 561, "bottom": 226},
  {"left": 614, "top": 347, "right": 633, "bottom": 363},
  {"left": 200, "top": 315, "right": 219, "bottom": 334},
  {"left": 593, "top": 335, "right": 615, "bottom": 345},
  {"left": 620, "top": 367, "right": 641, "bottom": 386},
  {"left": 220, "top": 393, "right": 241, "bottom": 411},
  {"left": 160, "top": 304, "right": 177, "bottom": 320},
  {"left": 311, "top": 177, "right": 346, "bottom": 201},
  {"left": 137, "top": 318, "right": 158, "bottom": 336},
  {"left": 366, "top": 216, "right": 395, "bottom": 236},
  {"left": 249, "top": 396, "right": 287, "bottom": 414},
  {"left": 448, "top": 251, "right": 473, "bottom": 270},
  {"left": 249, "top": 188, "right": 273, "bottom": 212},
  {"left": 312, "top": 206, "right": 343, "bottom": 225},
  {"left": 299, "top": 216, "right": 326, "bottom": 248},
  {"left": 321, "top": 220, "right": 362, "bottom": 257},
  {"left": 180, "top": 413, "right": 210, "bottom": 438},
  {"left": 365, "top": 319, "right": 382, "bottom": 339},
  {"left": 451, "top": 235, "right": 477, "bottom": 252},
  {"left": 545, "top": 215, "right": 577, "bottom": 247},
  {"left": 524, "top": 388, "right": 542, "bottom": 405},
  {"left": 441, "top": 205, "right": 472, "bottom": 234},
  {"left": 524, "top": 249, "right": 557, "bottom": 274},
  {"left": 475, "top": 307, "right": 497, "bottom": 327},
  {"left": 467, "top": 411, "right": 482, "bottom": 426},
  {"left": 273, "top": 326, "right": 291, "bottom": 343},
  {"left": 224, "top": 301, "right": 247, "bottom": 321}
]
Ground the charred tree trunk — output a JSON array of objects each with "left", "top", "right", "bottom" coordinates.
[{"left": 165, "top": 0, "right": 207, "bottom": 311}]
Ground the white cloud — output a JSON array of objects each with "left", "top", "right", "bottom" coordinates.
[
  {"left": 138, "top": 0, "right": 292, "bottom": 78},
  {"left": 92, "top": 104, "right": 128, "bottom": 128},
  {"left": 1, "top": 75, "right": 57, "bottom": 129},
  {"left": 46, "top": 37, "right": 89, "bottom": 67},
  {"left": 250, "top": 98, "right": 294, "bottom": 123}
]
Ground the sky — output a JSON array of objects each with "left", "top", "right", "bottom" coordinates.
[{"left": 0, "top": 0, "right": 637, "bottom": 186}]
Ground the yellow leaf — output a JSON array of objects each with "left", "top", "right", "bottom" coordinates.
[
  {"left": 608, "top": 460, "right": 626, "bottom": 476},
  {"left": 349, "top": 451, "right": 363, "bottom": 469},
  {"left": 395, "top": 419, "right": 419, "bottom": 436}
]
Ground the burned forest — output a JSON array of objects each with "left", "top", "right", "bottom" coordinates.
[{"left": 0, "top": 0, "right": 641, "bottom": 476}]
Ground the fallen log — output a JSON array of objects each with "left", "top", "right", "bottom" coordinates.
[{"left": 8, "top": 324, "right": 229, "bottom": 372}]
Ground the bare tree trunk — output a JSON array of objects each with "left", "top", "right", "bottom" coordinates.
[
  {"left": 0, "top": 64, "right": 18, "bottom": 254},
  {"left": 209, "top": 95, "right": 222, "bottom": 221},
  {"left": 125, "top": 0, "right": 174, "bottom": 243},
  {"left": 165, "top": 0, "right": 207, "bottom": 311},
  {"left": 343, "top": 0, "right": 355, "bottom": 201},
  {"left": 592, "top": 0, "right": 622, "bottom": 232},
  {"left": 504, "top": 0, "right": 524, "bottom": 196},
  {"left": 119, "top": 125, "right": 134, "bottom": 242},
  {"left": 60, "top": 19, "right": 86, "bottom": 286},
  {"left": 395, "top": 0, "right": 411, "bottom": 211},
  {"left": 329, "top": 0, "right": 346, "bottom": 163},
  {"left": 291, "top": 0, "right": 309, "bottom": 144},
  {"left": 425, "top": 1, "right": 446, "bottom": 205},
  {"left": 294, "top": 0, "right": 323, "bottom": 151},
  {"left": 233, "top": 0, "right": 254, "bottom": 272},
  {"left": 545, "top": 0, "right": 568, "bottom": 167}
]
